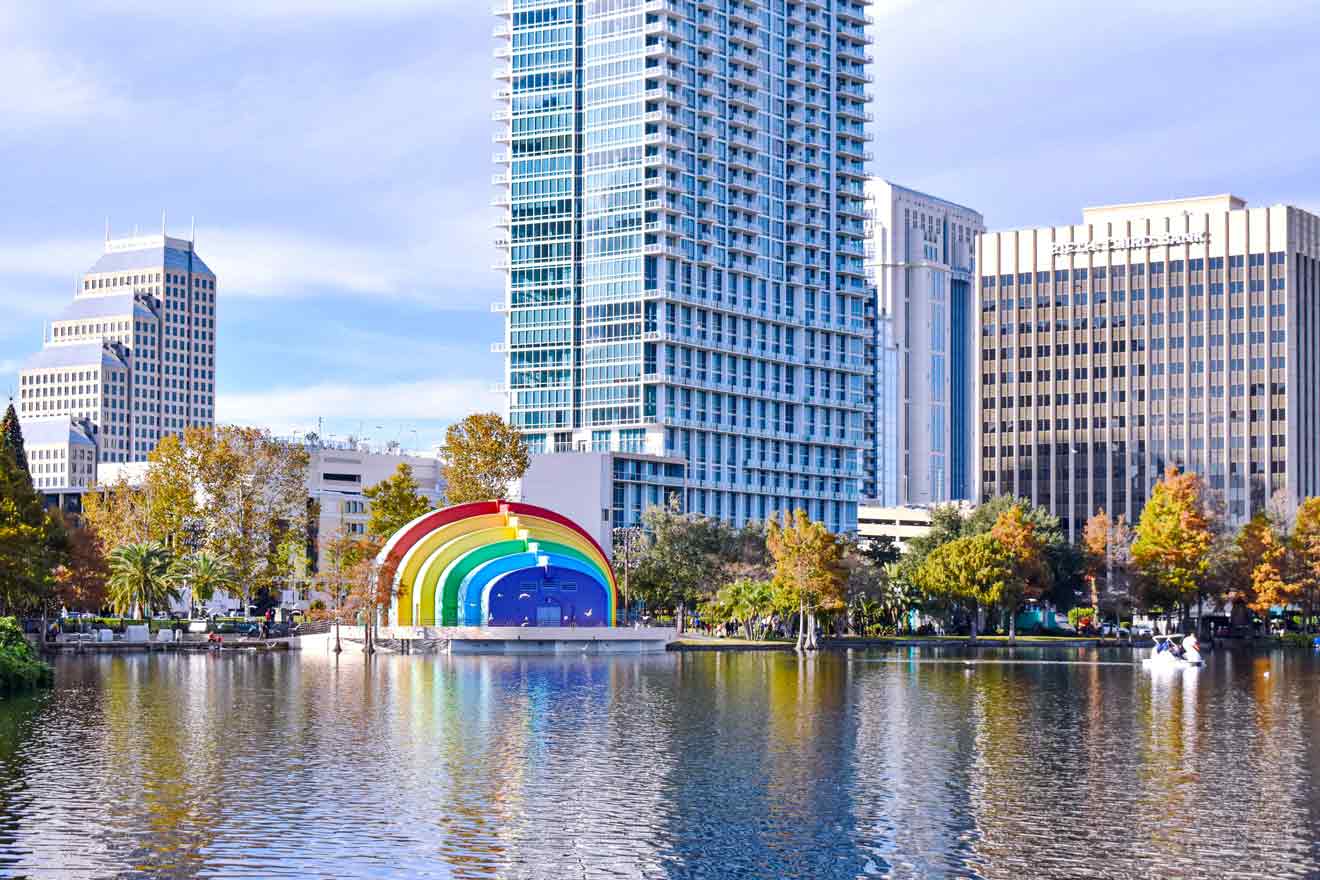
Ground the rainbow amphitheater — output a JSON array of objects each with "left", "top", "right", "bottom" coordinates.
[{"left": 366, "top": 501, "right": 674, "bottom": 653}]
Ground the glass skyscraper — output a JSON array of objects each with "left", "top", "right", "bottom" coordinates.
[{"left": 494, "top": 0, "right": 872, "bottom": 534}]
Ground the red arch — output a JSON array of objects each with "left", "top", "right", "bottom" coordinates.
[
  {"left": 380, "top": 501, "right": 501, "bottom": 571},
  {"left": 503, "top": 501, "right": 619, "bottom": 594}
]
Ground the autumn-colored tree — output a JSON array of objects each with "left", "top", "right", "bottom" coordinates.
[
  {"left": 1082, "top": 509, "right": 1135, "bottom": 631},
  {"left": 1131, "top": 467, "right": 1214, "bottom": 628},
  {"left": 317, "top": 526, "right": 377, "bottom": 653},
  {"left": 1234, "top": 513, "right": 1296, "bottom": 633},
  {"left": 440, "top": 413, "right": 530, "bottom": 505},
  {"left": 911, "top": 533, "right": 1012, "bottom": 641},
  {"left": 53, "top": 523, "right": 108, "bottom": 613},
  {"left": 1291, "top": 497, "right": 1320, "bottom": 626},
  {"left": 990, "top": 505, "right": 1048, "bottom": 641},
  {"left": 85, "top": 426, "right": 311, "bottom": 613},
  {"left": 341, "top": 537, "right": 387, "bottom": 654},
  {"left": 364, "top": 462, "right": 434, "bottom": 541},
  {"left": 767, "top": 509, "right": 846, "bottom": 652}
]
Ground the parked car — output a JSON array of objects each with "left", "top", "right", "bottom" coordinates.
[
  {"left": 1132, "top": 624, "right": 1153, "bottom": 637},
  {"left": 1100, "top": 624, "right": 1130, "bottom": 638}
]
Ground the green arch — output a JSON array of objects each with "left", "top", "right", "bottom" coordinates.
[{"left": 437, "top": 539, "right": 597, "bottom": 626}]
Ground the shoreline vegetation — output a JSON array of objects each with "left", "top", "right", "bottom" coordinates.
[{"left": 0, "top": 618, "right": 53, "bottom": 693}]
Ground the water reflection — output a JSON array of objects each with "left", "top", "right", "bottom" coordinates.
[{"left": 1, "top": 648, "right": 1319, "bottom": 877}]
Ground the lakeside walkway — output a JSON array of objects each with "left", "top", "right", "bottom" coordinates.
[{"left": 670, "top": 634, "right": 1138, "bottom": 651}]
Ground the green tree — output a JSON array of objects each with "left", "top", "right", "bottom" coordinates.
[
  {"left": 0, "top": 616, "right": 52, "bottom": 693},
  {"left": 629, "top": 500, "right": 735, "bottom": 627},
  {"left": 1131, "top": 467, "right": 1214, "bottom": 629},
  {"left": 364, "top": 463, "right": 434, "bottom": 541},
  {"left": 440, "top": 413, "right": 530, "bottom": 504},
  {"left": 0, "top": 403, "right": 29, "bottom": 477},
  {"left": 767, "top": 509, "right": 846, "bottom": 652},
  {"left": 709, "top": 576, "right": 775, "bottom": 640},
  {"left": 860, "top": 534, "right": 901, "bottom": 567},
  {"left": 107, "top": 542, "right": 179, "bottom": 617},
  {"left": 0, "top": 423, "right": 66, "bottom": 615},
  {"left": 911, "top": 533, "right": 1012, "bottom": 641}
]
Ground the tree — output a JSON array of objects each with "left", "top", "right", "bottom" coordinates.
[
  {"left": 0, "top": 403, "right": 29, "bottom": 477},
  {"left": 107, "top": 542, "right": 179, "bottom": 617},
  {"left": 990, "top": 505, "right": 1049, "bottom": 641},
  {"left": 53, "top": 522, "right": 108, "bottom": 613},
  {"left": 911, "top": 533, "right": 1012, "bottom": 641},
  {"left": 860, "top": 534, "right": 901, "bottom": 568},
  {"left": 0, "top": 426, "right": 65, "bottom": 614},
  {"left": 1082, "top": 509, "right": 1135, "bottom": 633},
  {"left": 712, "top": 577, "right": 775, "bottom": 640},
  {"left": 440, "top": 413, "right": 530, "bottom": 504},
  {"left": 629, "top": 499, "right": 735, "bottom": 628},
  {"left": 1233, "top": 513, "right": 1296, "bottom": 634},
  {"left": 172, "top": 551, "right": 239, "bottom": 615},
  {"left": 1131, "top": 467, "right": 1214, "bottom": 630},
  {"left": 1291, "top": 498, "right": 1320, "bottom": 628},
  {"left": 317, "top": 525, "right": 375, "bottom": 653},
  {"left": 364, "top": 463, "right": 434, "bottom": 541},
  {"left": 767, "top": 509, "right": 846, "bottom": 652}
]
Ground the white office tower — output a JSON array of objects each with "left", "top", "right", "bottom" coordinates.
[
  {"left": 494, "top": 0, "right": 874, "bottom": 534},
  {"left": 18, "top": 230, "right": 218, "bottom": 486},
  {"left": 977, "top": 195, "right": 1320, "bottom": 537},
  {"left": 864, "top": 180, "right": 984, "bottom": 505}
]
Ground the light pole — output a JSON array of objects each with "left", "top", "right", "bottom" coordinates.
[{"left": 613, "top": 524, "right": 644, "bottom": 626}]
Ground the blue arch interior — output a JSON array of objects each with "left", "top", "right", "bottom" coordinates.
[
  {"left": 484, "top": 565, "right": 610, "bottom": 628},
  {"left": 458, "top": 552, "right": 610, "bottom": 626}
]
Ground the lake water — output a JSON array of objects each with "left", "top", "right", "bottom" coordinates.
[{"left": 2, "top": 646, "right": 1318, "bottom": 879}]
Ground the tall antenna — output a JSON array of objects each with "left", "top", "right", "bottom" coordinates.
[
  {"left": 104, "top": 217, "right": 110, "bottom": 243},
  {"left": 190, "top": 216, "right": 196, "bottom": 244},
  {"left": 161, "top": 209, "right": 167, "bottom": 237}
]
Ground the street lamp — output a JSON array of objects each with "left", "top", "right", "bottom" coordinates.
[{"left": 613, "top": 524, "right": 645, "bottom": 626}]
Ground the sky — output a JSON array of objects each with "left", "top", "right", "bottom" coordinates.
[{"left": 1, "top": 0, "right": 1318, "bottom": 451}]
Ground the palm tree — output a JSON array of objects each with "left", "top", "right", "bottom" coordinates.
[
  {"left": 108, "top": 542, "right": 179, "bottom": 618},
  {"left": 855, "top": 595, "right": 880, "bottom": 636},
  {"left": 172, "top": 551, "right": 239, "bottom": 617}
]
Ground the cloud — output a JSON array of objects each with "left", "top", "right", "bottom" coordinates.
[
  {"left": 87, "top": 0, "right": 458, "bottom": 21},
  {"left": 216, "top": 377, "right": 502, "bottom": 435},
  {"left": 0, "top": 221, "right": 500, "bottom": 307},
  {"left": 0, "top": 6, "right": 125, "bottom": 127}
]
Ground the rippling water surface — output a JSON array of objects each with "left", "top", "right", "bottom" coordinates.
[{"left": 2, "top": 646, "right": 1319, "bottom": 878}]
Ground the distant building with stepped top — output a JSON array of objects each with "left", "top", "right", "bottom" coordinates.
[{"left": 17, "top": 229, "right": 218, "bottom": 502}]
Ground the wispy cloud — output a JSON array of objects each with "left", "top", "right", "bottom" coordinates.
[
  {"left": 0, "top": 221, "right": 499, "bottom": 307},
  {"left": 87, "top": 0, "right": 458, "bottom": 21},
  {"left": 216, "top": 377, "right": 501, "bottom": 436}
]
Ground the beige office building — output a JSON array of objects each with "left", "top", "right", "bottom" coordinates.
[{"left": 976, "top": 194, "right": 1320, "bottom": 538}]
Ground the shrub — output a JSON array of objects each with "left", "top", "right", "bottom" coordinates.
[
  {"left": 1067, "top": 606, "right": 1097, "bottom": 631},
  {"left": 1280, "top": 632, "right": 1315, "bottom": 650},
  {"left": 0, "top": 617, "right": 53, "bottom": 693}
]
